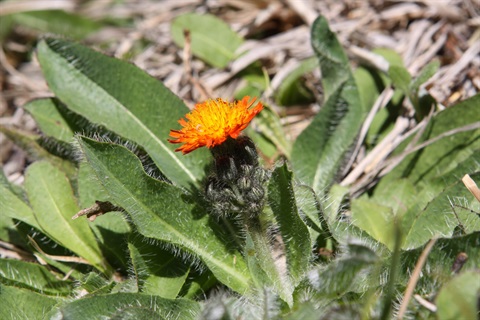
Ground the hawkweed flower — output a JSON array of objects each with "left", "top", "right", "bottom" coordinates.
[
  {"left": 169, "top": 96, "right": 267, "bottom": 219},
  {"left": 168, "top": 96, "right": 263, "bottom": 154}
]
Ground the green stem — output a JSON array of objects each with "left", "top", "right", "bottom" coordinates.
[
  {"left": 379, "top": 218, "right": 402, "bottom": 320},
  {"left": 244, "top": 216, "right": 293, "bottom": 306}
]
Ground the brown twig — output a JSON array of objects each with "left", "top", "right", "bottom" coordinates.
[
  {"left": 462, "top": 174, "right": 480, "bottom": 203},
  {"left": 413, "top": 294, "right": 437, "bottom": 313},
  {"left": 398, "top": 238, "right": 437, "bottom": 319},
  {"left": 182, "top": 29, "right": 212, "bottom": 101},
  {"left": 0, "top": 240, "right": 35, "bottom": 261},
  {"left": 72, "top": 200, "right": 122, "bottom": 222},
  {"left": 28, "top": 235, "right": 91, "bottom": 265}
]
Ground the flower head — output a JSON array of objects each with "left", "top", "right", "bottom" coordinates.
[{"left": 168, "top": 96, "right": 263, "bottom": 154}]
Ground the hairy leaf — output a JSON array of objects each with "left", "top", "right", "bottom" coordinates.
[
  {"left": 24, "top": 161, "right": 110, "bottom": 274},
  {"left": 0, "top": 259, "right": 73, "bottom": 296},
  {"left": 23, "top": 98, "right": 75, "bottom": 143},
  {"left": 308, "top": 243, "right": 378, "bottom": 298},
  {"left": 0, "top": 284, "right": 60, "bottom": 320},
  {"left": 384, "top": 94, "right": 480, "bottom": 185},
  {"left": 54, "top": 292, "right": 200, "bottom": 320},
  {"left": 291, "top": 16, "right": 369, "bottom": 195},
  {"left": 401, "top": 172, "right": 480, "bottom": 250},
  {"left": 128, "top": 234, "right": 189, "bottom": 298},
  {"left": 268, "top": 163, "right": 311, "bottom": 284},
  {"left": 37, "top": 38, "right": 209, "bottom": 190},
  {"left": 77, "top": 137, "right": 251, "bottom": 294}
]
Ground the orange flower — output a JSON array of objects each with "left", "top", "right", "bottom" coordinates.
[{"left": 168, "top": 96, "right": 263, "bottom": 154}]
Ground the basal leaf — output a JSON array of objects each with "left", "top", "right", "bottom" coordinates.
[
  {"left": 388, "top": 65, "right": 411, "bottom": 94},
  {"left": 291, "top": 16, "right": 368, "bottom": 196},
  {"left": 128, "top": 234, "right": 189, "bottom": 298},
  {"left": 0, "top": 170, "right": 39, "bottom": 230},
  {"left": 77, "top": 163, "right": 131, "bottom": 270},
  {"left": 384, "top": 93, "right": 480, "bottom": 185},
  {"left": 23, "top": 98, "right": 75, "bottom": 143},
  {"left": 244, "top": 228, "right": 293, "bottom": 306},
  {"left": 78, "top": 272, "right": 115, "bottom": 295},
  {"left": 308, "top": 243, "right": 378, "bottom": 298},
  {"left": 0, "top": 284, "right": 60, "bottom": 320},
  {"left": 293, "top": 184, "right": 323, "bottom": 232},
  {"left": 409, "top": 60, "right": 440, "bottom": 93},
  {"left": 436, "top": 270, "right": 480, "bottom": 320},
  {"left": 354, "top": 66, "right": 382, "bottom": 117},
  {"left": 171, "top": 13, "right": 243, "bottom": 68},
  {"left": 54, "top": 292, "right": 200, "bottom": 320},
  {"left": 370, "top": 178, "right": 417, "bottom": 217},
  {"left": 323, "top": 184, "right": 350, "bottom": 227},
  {"left": 268, "top": 163, "right": 311, "bottom": 284},
  {"left": 0, "top": 259, "right": 73, "bottom": 296},
  {"left": 401, "top": 172, "right": 480, "bottom": 250},
  {"left": 36, "top": 38, "right": 209, "bottom": 190},
  {"left": 11, "top": 10, "right": 100, "bottom": 39},
  {"left": 77, "top": 137, "right": 251, "bottom": 294},
  {"left": 351, "top": 199, "right": 396, "bottom": 251},
  {"left": 374, "top": 150, "right": 480, "bottom": 250},
  {"left": 24, "top": 161, "right": 111, "bottom": 274}
]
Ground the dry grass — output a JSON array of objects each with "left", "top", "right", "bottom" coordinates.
[{"left": 1, "top": 0, "right": 479, "bottom": 186}]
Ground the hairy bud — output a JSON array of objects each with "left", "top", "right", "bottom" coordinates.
[{"left": 205, "top": 136, "right": 269, "bottom": 219}]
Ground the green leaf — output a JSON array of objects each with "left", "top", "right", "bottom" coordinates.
[
  {"left": 0, "top": 284, "right": 60, "bottom": 320},
  {"left": 180, "top": 270, "right": 216, "bottom": 299},
  {"left": 24, "top": 161, "right": 111, "bottom": 274},
  {"left": 0, "top": 259, "right": 73, "bottom": 296},
  {"left": 350, "top": 199, "right": 396, "bottom": 251},
  {"left": 275, "top": 57, "right": 317, "bottom": 106},
  {"left": 249, "top": 105, "right": 291, "bottom": 158},
  {"left": 436, "top": 270, "right": 480, "bottom": 320},
  {"left": 384, "top": 94, "right": 480, "bottom": 184},
  {"left": 244, "top": 228, "right": 293, "bottom": 305},
  {"left": 409, "top": 60, "right": 440, "bottom": 93},
  {"left": 308, "top": 243, "right": 378, "bottom": 298},
  {"left": 388, "top": 65, "right": 411, "bottom": 94},
  {"left": 171, "top": 13, "right": 243, "bottom": 68},
  {"left": 323, "top": 184, "right": 350, "bottom": 227},
  {"left": 373, "top": 48, "right": 404, "bottom": 68},
  {"left": 77, "top": 137, "right": 251, "bottom": 294},
  {"left": 401, "top": 172, "right": 480, "bottom": 250},
  {"left": 370, "top": 178, "right": 417, "bottom": 216},
  {"left": 11, "top": 10, "right": 100, "bottom": 39},
  {"left": 55, "top": 293, "right": 200, "bottom": 320},
  {"left": 78, "top": 272, "right": 115, "bottom": 295},
  {"left": 36, "top": 38, "right": 210, "bottom": 190},
  {"left": 128, "top": 234, "right": 189, "bottom": 298},
  {"left": 409, "top": 61, "right": 440, "bottom": 119},
  {"left": 293, "top": 184, "right": 323, "bottom": 232},
  {"left": 77, "top": 163, "right": 131, "bottom": 270},
  {"left": 0, "top": 171, "right": 39, "bottom": 230},
  {"left": 23, "top": 98, "right": 75, "bottom": 143},
  {"left": 0, "top": 212, "right": 17, "bottom": 243},
  {"left": 291, "top": 16, "right": 368, "bottom": 196},
  {"left": 268, "top": 163, "right": 311, "bottom": 283},
  {"left": 354, "top": 66, "right": 382, "bottom": 114}
]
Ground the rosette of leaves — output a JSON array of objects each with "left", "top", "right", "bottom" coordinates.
[{"left": 1, "top": 16, "right": 479, "bottom": 320}]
